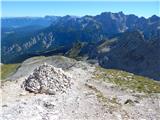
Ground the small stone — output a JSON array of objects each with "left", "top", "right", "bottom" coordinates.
[
  {"left": 2, "top": 104, "right": 8, "bottom": 107},
  {"left": 43, "top": 102, "right": 55, "bottom": 109},
  {"left": 124, "top": 99, "right": 134, "bottom": 105}
]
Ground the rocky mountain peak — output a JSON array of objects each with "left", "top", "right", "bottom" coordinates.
[{"left": 149, "top": 15, "right": 160, "bottom": 22}]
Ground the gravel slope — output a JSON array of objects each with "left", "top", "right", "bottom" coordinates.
[{"left": 1, "top": 56, "right": 160, "bottom": 120}]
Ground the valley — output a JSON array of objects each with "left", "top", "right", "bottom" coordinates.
[{"left": 2, "top": 12, "right": 160, "bottom": 80}]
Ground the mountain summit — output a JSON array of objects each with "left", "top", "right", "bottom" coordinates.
[{"left": 2, "top": 56, "right": 160, "bottom": 120}]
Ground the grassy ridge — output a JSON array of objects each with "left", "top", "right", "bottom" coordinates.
[
  {"left": 66, "top": 42, "right": 84, "bottom": 58},
  {"left": 93, "top": 67, "right": 160, "bottom": 93},
  {"left": 1, "top": 64, "right": 20, "bottom": 80}
]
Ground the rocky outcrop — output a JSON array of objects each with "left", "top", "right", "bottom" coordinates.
[{"left": 23, "top": 63, "right": 72, "bottom": 95}]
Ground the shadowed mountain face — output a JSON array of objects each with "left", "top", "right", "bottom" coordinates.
[
  {"left": 1, "top": 12, "right": 160, "bottom": 80},
  {"left": 98, "top": 31, "right": 160, "bottom": 80}
]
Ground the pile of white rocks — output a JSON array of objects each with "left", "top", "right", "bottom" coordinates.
[{"left": 23, "top": 63, "right": 72, "bottom": 95}]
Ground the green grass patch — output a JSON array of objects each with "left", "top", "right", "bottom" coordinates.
[
  {"left": 93, "top": 67, "right": 160, "bottom": 93},
  {"left": 1, "top": 64, "right": 20, "bottom": 80},
  {"left": 97, "top": 38, "right": 117, "bottom": 50},
  {"left": 66, "top": 41, "right": 85, "bottom": 58}
]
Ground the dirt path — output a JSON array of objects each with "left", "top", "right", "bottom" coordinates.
[
  {"left": 1, "top": 56, "right": 160, "bottom": 120},
  {"left": 1, "top": 60, "right": 114, "bottom": 120}
]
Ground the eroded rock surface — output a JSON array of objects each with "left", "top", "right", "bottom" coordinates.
[
  {"left": 2, "top": 56, "right": 160, "bottom": 120},
  {"left": 23, "top": 63, "right": 72, "bottom": 95}
]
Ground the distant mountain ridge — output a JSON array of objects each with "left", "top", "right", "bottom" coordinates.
[
  {"left": 1, "top": 11, "right": 160, "bottom": 80},
  {"left": 2, "top": 16, "right": 60, "bottom": 28}
]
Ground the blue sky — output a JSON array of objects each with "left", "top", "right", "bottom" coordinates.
[{"left": 1, "top": 1, "right": 160, "bottom": 18}]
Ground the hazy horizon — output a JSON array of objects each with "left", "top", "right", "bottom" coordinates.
[
  {"left": 2, "top": 1, "right": 160, "bottom": 18},
  {"left": 1, "top": 11, "right": 160, "bottom": 19},
  {"left": 1, "top": 12, "right": 159, "bottom": 19}
]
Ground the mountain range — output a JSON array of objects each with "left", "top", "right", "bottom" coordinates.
[{"left": 1, "top": 11, "right": 160, "bottom": 80}]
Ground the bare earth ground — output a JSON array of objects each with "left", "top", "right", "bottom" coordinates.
[{"left": 1, "top": 56, "right": 160, "bottom": 120}]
